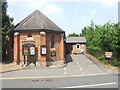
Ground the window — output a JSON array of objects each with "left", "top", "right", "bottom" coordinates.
[
  {"left": 51, "top": 35, "right": 54, "bottom": 48},
  {"left": 28, "top": 34, "right": 32, "bottom": 37},
  {"left": 76, "top": 44, "right": 80, "bottom": 49}
]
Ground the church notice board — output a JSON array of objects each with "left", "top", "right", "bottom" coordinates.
[
  {"left": 105, "top": 52, "right": 112, "bottom": 58},
  {"left": 41, "top": 45, "right": 47, "bottom": 55},
  {"left": 30, "top": 47, "right": 35, "bottom": 55}
]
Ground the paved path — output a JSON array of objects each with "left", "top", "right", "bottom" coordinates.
[
  {"left": 2, "top": 54, "right": 108, "bottom": 78},
  {"left": 1, "top": 54, "right": 119, "bottom": 88},
  {"left": 0, "top": 63, "right": 24, "bottom": 73},
  {"left": 2, "top": 54, "right": 117, "bottom": 78},
  {"left": 67, "top": 54, "right": 106, "bottom": 75}
]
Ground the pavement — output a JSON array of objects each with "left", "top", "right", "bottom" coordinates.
[
  {"left": 86, "top": 53, "right": 119, "bottom": 73},
  {"left": 1, "top": 54, "right": 118, "bottom": 73},
  {"left": 1, "top": 54, "right": 119, "bottom": 88},
  {"left": 0, "top": 63, "right": 25, "bottom": 73},
  {"left": 0, "top": 61, "right": 67, "bottom": 73},
  {"left": 1, "top": 54, "right": 119, "bottom": 78}
]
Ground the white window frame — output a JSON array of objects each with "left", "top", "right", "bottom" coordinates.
[{"left": 76, "top": 44, "right": 80, "bottom": 49}]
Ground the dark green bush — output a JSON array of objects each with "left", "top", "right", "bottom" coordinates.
[
  {"left": 87, "top": 48, "right": 120, "bottom": 67},
  {"left": 111, "top": 58, "right": 120, "bottom": 66}
]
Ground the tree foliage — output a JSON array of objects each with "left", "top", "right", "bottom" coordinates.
[
  {"left": 68, "top": 33, "right": 79, "bottom": 37},
  {"left": 81, "top": 21, "right": 120, "bottom": 66},
  {"left": 1, "top": 1, "right": 14, "bottom": 61},
  {"left": 2, "top": 1, "right": 13, "bottom": 40}
]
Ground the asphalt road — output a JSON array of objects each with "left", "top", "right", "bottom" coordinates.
[
  {"left": 1, "top": 73, "right": 119, "bottom": 88},
  {"left": 1, "top": 54, "right": 119, "bottom": 88}
]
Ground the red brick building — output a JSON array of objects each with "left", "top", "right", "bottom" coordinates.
[
  {"left": 13, "top": 10, "right": 65, "bottom": 67},
  {"left": 66, "top": 37, "right": 86, "bottom": 54}
]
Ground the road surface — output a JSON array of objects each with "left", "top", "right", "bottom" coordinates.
[{"left": 1, "top": 54, "right": 119, "bottom": 88}]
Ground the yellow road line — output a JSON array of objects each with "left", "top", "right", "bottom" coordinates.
[{"left": 1, "top": 72, "right": 119, "bottom": 80}]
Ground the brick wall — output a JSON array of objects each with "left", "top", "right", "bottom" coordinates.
[
  {"left": 72, "top": 44, "right": 86, "bottom": 54},
  {"left": 19, "top": 31, "right": 41, "bottom": 63},
  {"left": 66, "top": 43, "right": 86, "bottom": 54},
  {"left": 14, "top": 31, "right": 65, "bottom": 66}
]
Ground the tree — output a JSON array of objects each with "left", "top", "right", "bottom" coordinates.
[
  {"left": 1, "top": 1, "right": 14, "bottom": 61},
  {"left": 68, "top": 33, "right": 79, "bottom": 37},
  {"left": 81, "top": 21, "right": 120, "bottom": 66}
]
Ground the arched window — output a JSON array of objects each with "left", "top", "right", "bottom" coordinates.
[
  {"left": 28, "top": 33, "right": 32, "bottom": 37},
  {"left": 51, "top": 35, "right": 54, "bottom": 48},
  {"left": 76, "top": 44, "right": 80, "bottom": 49}
]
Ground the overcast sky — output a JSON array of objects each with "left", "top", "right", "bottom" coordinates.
[{"left": 7, "top": 0, "right": 118, "bottom": 36}]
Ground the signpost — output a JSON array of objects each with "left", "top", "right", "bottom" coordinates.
[
  {"left": 105, "top": 52, "right": 112, "bottom": 64},
  {"left": 105, "top": 52, "right": 112, "bottom": 58}
]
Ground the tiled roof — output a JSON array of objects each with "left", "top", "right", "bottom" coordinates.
[
  {"left": 66, "top": 37, "right": 86, "bottom": 43},
  {"left": 14, "top": 10, "right": 64, "bottom": 32}
]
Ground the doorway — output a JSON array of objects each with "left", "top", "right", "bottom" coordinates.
[{"left": 22, "top": 44, "right": 36, "bottom": 66}]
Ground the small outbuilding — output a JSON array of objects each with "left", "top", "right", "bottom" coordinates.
[{"left": 66, "top": 37, "right": 86, "bottom": 54}]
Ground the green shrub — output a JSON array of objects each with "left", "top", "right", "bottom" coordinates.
[
  {"left": 111, "top": 58, "right": 120, "bottom": 66},
  {"left": 97, "top": 56, "right": 103, "bottom": 60}
]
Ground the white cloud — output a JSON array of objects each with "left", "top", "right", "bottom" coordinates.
[
  {"left": 43, "top": 4, "right": 60, "bottom": 15},
  {"left": 41, "top": 0, "right": 119, "bottom": 7},
  {"left": 27, "top": 0, "right": 48, "bottom": 8},
  {"left": 7, "top": 0, "right": 119, "bottom": 8},
  {"left": 7, "top": 0, "right": 48, "bottom": 8},
  {"left": 90, "top": 0, "right": 119, "bottom": 7},
  {"left": 87, "top": 8, "right": 96, "bottom": 15}
]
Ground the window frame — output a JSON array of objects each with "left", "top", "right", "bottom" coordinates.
[
  {"left": 76, "top": 44, "right": 80, "bottom": 49},
  {"left": 28, "top": 33, "right": 32, "bottom": 37}
]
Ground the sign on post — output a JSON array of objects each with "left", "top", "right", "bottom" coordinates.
[{"left": 105, "top": 52, "right": 112, "bottom": 58}]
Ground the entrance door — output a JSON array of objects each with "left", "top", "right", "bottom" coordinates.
[{"left": 22, "top": 44, "right": 36, "bottom": 66}]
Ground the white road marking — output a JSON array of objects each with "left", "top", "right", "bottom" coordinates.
[
  {"left": 64, "top": 72, "right": 66, "bottom": 75},
  {"left": 64, "top": 67, "right": 67, "bottom": 75},
  {"left": 72, "top": 55, "right": 85, "bottom": 74},
  {"left": 79, "top": 68, "right": 82, "bottom": 70},
  {"left": 64, "top": 67, "right": 67, "bottom": 70},
  {"left": 82, "top": 72, "right": 84, "bottom": 74},
  {"left": 61, "top": 82, "right": 117, "bottom": 88},
  {"left": 76, "top": 62, "right": 79, "bottom": 64}
]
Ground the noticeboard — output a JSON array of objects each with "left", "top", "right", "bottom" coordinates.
[
  {"left": 41, "top": 46, "right": 47, "bottom": 55},
  {"left": 22, "top": 44, "right": 36, "bottom": 56},
  {"left": 105, "top": 52, "right": 112, "bottom": 58},
  {"left": 23, "top": 47, "right": 29, "bottom": 55},
  {"left": 30, "top": 47, "right": 35, "bottom": 55}
]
